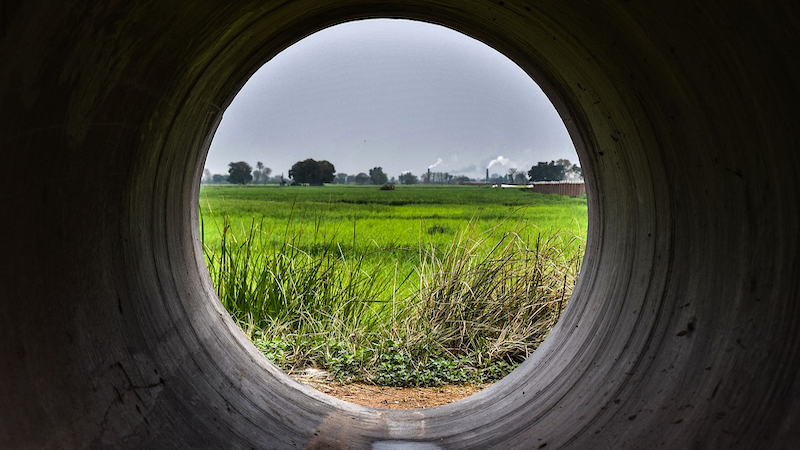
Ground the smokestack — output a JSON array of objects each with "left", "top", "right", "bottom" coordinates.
[
  {"left": 427, "top": 168, "right": 431, "bottom": 184},
  {"left": 486, "top": 168, "right": 489, "bottom": 182}
]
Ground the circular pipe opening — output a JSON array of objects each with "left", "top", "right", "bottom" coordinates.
[{"left": 200, "top": 18, "right": 587, "bottom": 410}]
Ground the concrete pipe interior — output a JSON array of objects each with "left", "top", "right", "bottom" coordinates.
[{"left": 1, "top": 1, "right": 799, "bottom": 448}]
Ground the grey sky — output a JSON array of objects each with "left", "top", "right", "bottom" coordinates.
[{"left": 206, "top": 19, "right": 577, "bottom": 180}]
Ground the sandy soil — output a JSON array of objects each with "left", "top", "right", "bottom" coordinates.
[{"left": 291, "top": 369, "right": 489, "bottom": 410}]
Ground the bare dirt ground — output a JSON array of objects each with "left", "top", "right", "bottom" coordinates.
[{"left": 291, "top": 369, "right": 489, "bottom": 410}]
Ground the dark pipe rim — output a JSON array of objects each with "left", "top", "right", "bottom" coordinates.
[{"left": 4, "top": 1, "right": 797, "bottom": 448}]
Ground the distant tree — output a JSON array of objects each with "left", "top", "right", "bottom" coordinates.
[
  {"left": 252, "top": 161, "right": 272, "bottom": 184},
  {"left": 513, "top": 172, "right": 528, "bottom": 184},
  {"left": 369, "top": 167, "right": 389, "bottom": 185},
  {"left": 252, "top": 162, "right": 263, "bottom": 184},
  {"left": 527, "top": 161, "right": 566, "bottom": 182},
  {"left": 335, "top": 173, "right": 348, "bottom": 184},
  {"left": 369, "top": 167, "right": 388, "bottom": 185},
  {"left": 317, "top": 160, "right": 335, "bottom": 184},
  {"left": 507, "top": 168, "right": 519, "bottom": 184},
  {"left": 566, "top": 164, "right": 583, "bottom": 181},
  {"left": 423, "top": 171, "right": 453, "bottom": 184},
  {"left": 211, "top": 173, "right": 227, "bottom": 184},
  {"left": 202, "top": 169, "right": 213, "bottom": 184},
  {"left": 398, "top": 172, "right": 418, "bottom": 185},
  {"left": 354, "top": 173, "right": 370, "bottom": 185},
  {"left": 552, "top": 159, "right": 583, "bottom": 181},
  {"left": 288, "top": 159, "right": 315, "bottom": 185},
  {"left": 289, "top": 158, "right": 336, "bottom": 185},
  {"left": 227, "top": 161, "right": 253, "bottom": 184}
]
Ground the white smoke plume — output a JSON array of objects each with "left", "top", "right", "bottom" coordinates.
[
  {"left": 487, "top": 155, "right": 511, "bottom": 169},
  {"left": 428, "top": 158, "right": 444, "bottom": 169}
]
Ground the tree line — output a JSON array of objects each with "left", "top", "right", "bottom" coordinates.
[
  {"left": 202, "top": 158, "right": 583, "bottom": 186},
  {"left": 203, "top": 162, "right": 280, "bottom": 185}
]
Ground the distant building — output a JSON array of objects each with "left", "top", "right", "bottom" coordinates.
[{"left": 528, "top": 181, "right": 585, "bottom": 196}]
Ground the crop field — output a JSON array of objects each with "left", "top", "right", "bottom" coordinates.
[
  {"left": 200, "top": 185, "right": 586, "bottom": 262},
  {"left": 199, "top": 184, "right": 588, "bottom": 386}
]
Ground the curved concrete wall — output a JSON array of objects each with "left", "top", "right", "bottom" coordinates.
[{"left": 1, "top": 1, "right": 798, "bottom": 448}]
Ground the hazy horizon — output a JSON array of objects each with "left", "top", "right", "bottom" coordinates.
[{"left": 205, "top": 19, "right": 578, "bottom": 181}]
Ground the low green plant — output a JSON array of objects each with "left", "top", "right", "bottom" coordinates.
[{"left": 201, "top": 186, "right": 585, "bottom": 387}]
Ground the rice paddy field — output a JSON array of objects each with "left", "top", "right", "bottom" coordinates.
[{"left": 199, "top": 184, "right": 588, "bottom": 386}]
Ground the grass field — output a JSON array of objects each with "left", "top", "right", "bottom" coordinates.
[
  {"left": 199, "top": 184, "right": 587, "bottom": 386},
  {"left": 199, "top": 185, "right": 586, "bottom": 267}
]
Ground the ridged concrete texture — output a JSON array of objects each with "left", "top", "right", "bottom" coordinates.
[{"left": 1, "top": 1, "right": 799, "bottom": 448}]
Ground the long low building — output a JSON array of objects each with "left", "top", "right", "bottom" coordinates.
[
  {"left": 491, "top": 181, "right": 586, "bottom": 196},
  {"left": 528, "top": 181, "right": 586, "bottom": 196}
]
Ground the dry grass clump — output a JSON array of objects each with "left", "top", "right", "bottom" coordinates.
[{"left": 404, "top": 222, "right": 581, "bottom": 365}]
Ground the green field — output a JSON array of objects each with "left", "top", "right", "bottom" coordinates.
[
  {"left": 200, "top": 184, "right": 586, "bottom": 258},
  {"left": 199, "top": 184, "right": 587, "bottom": 386}
]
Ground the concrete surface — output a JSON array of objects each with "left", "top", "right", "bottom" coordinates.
[{"left": 1, "top": 1, "right": 798, "bottom": 448}]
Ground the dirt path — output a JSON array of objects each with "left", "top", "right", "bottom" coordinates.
[{"left": 292, "top": 369, "right": 489, "bottom": 410}]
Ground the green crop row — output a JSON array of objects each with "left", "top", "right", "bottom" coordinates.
[{"left": 199, "top": 184, "right": 587, "bottom": 386}]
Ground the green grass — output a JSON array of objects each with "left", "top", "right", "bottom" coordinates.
[
  {"left": 199, "top": 184, "right": 587, "bottom": 386},
  {"left": 199, "top": 185, "right": 585, "bottom": 270}
]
